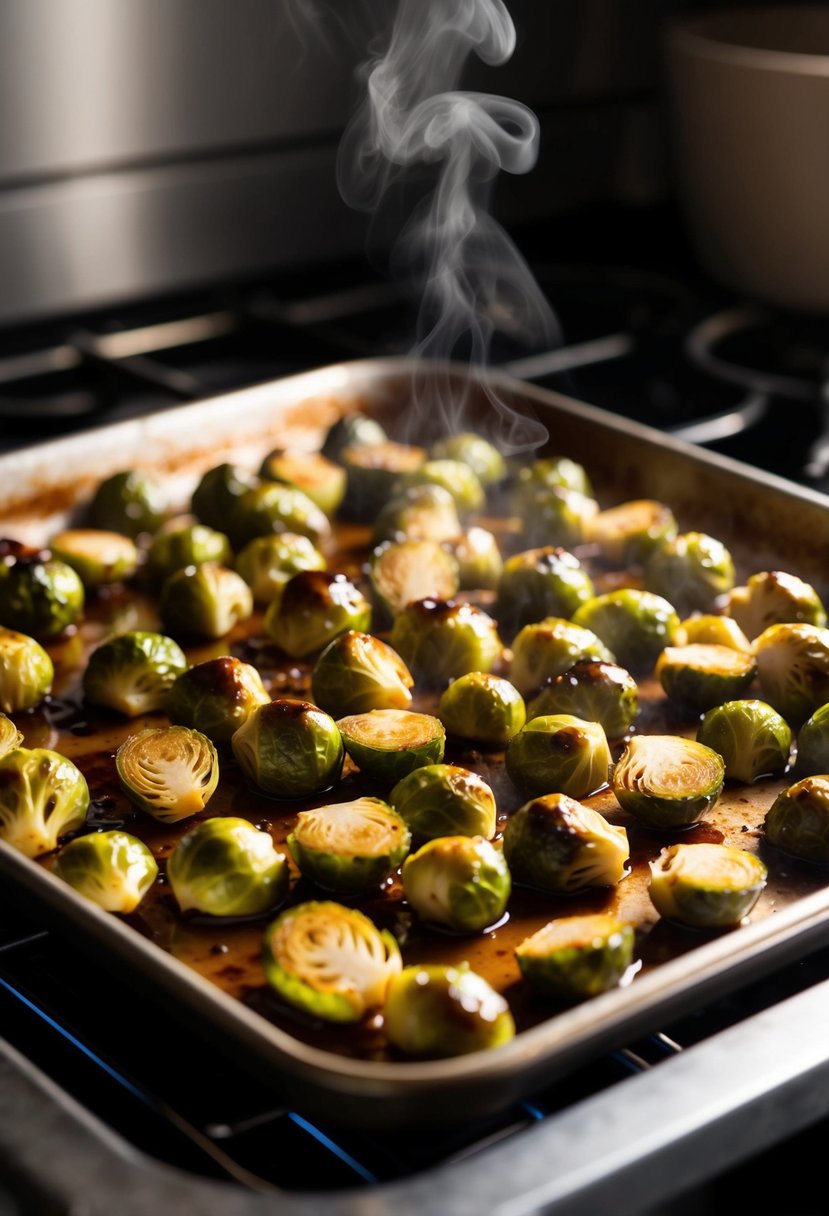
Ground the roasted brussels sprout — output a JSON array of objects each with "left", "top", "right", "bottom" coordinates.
[
  {"left": 87, "top": 469, "right": 168, "bottom": 537},
  {"left": 53, "top": 830, "right": 158, "bottom": 913},
  {"left": 794, "top": 704, "right": 829, "bottom": 776},
  {"left": 262, "top": 900, "right": 401, "bottom": 1022},
  {"left": 677, "top": 614, "right": 752, "bottom": 652},
  {"left": 437, "top": 672, "right": 526, "bottom": 746},
  {"left": 402, "top": 458, "right": 485, "bottom": 518},
  {"left": 655, "top": 644, "right": 758, "bottom": 712},
  {"left": 726, "top": 570, "right": 827, "bottom": 640},
  {"left": 384, "top": 963, "right": 515, "bottom": 1057},
  {"left": 227, "top": 482, "right": 331, "bottom": 551},
  {"left": 754, "top": 622, "right": 829, "bottom": 726},
  {"left": 116, "top": 726, "right": 219, "bottom": 822},
  {"left": 572, "top": 589, "right": 680, "bottom": 674},
  {"left": 503, "top": 792, "right": 629, "bottom": 893},
  {"left": 444, "top": 527, "right": 503, "bottom": 591},
  {"left": 83, "top": 630, "right": 188, "bottom": 716},
  {"left": 167, "top": 816, "right": 289, "bottom": 917},
  {"left": 586, "top": 499, "right": 678, "bottom": 567},
  {"left": 159, "top": 563, "right": 253, "bottom": 640},
  {"left": 336, "top": 708, "right": 445, "bottom": 784},
  {"left": 264, "top": 571, "right": 371, "bottom": 659},
  {"left": 232, "top": 699, "right": 344, "bottom": 798},
  {"left": 697, "top": 699, "right": 792, "bottom": 782},
  {"left": 168, "top": 656, "right": 270, "bottom": 744},
  {"left": 311, "top": 630, "right": 413, "bottom": 717},
  {"left": 516, "top": 455, "right": 593, "bottom": 499},
  {"left": 649, "top": 843, "right": 767, "bottom": 928},
  {"left": 402, "top": 835, "right": 510, "bottom": 933},
  {"left": 509, "top": 617, "right": 614, "bottom": 698},
  {"left": 644, "top": 531, "right": 735, "bottom": 616},
  {"left": 495, "top": 547, "right": 595, "bottom": 638},
  {"left": 259, "top": 449, "right": 347, "bottom": 517},
  {"left": 235, "top": 532, "right": 326, "bottom": 606},
  {"left": 390, "top": 764, "right": 497, "bottom": 841},
  {"left": 370, "top": 540, "right": 459, "bottom": 620},
  {"left": 526, "top": 660, "right": 638, "bottom": 740},
  {"left": 515, "top": 914, "right": 634, "bottom": 1001},
  {"left": 0, "top": 542, "right": 85, "bottom": 639},
  {"left": 340, "top": 440, "right": 426, "bottom": 522},
  {"left": 321, "top": 412, "right": 387, "bottom": 462},
  {"left": 0, "top": 714, "right": 23, "bottom": 757},
  {"left": 372, "top": 484, "right": 461, "bottom": 546},
  {"left": 0, "top": 747, "right": 89, "bottom": 858},
  {"left": 191, "top": 461, "right": 259, "bottom": 531},
  {"left": 506, "top": 714, "right": 611, "bottom": 800},
  {"left": 518, "top": 486, "right": 599, "bottom": 551},
  {"left": 287, "top": 797, "right": 411, "bottom": 893},
  {"left": 764, "top": 775, "right": 829, "bottom": 863},
  {"left": 49, "top": 529, "right": 139, "bottom": 588},
  {"left": 0, "top": 627, "right": 54, "bottom": 713},
  {"left": 389, "top": 599, "right": 502, "bottom": 687},
  {"left": 612, "top": 735, "right": 724, "bottom": 829},
  {"left": 429, "top": 432, "right": 507, "bottom": 488},
  {"left": 147, "top": 524, "right": 232, "bottom": 584}
]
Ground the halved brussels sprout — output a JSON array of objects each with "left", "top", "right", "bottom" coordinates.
[
  {"left": 147, "top": 524, "right": 232, "bottom": 584},
  {"left": 235, "top": 532, "right": 326, "bottom": 606},
  {"left": 87, "top": 469, "right": 168, "bottom": 537},
  {"left": 262, "top": 900, "right": 401, "bottom": 1022},
  {"left": 0, "top": 542, "right": 85, "bottom": 639},
  {"left": 311, "top": 630, "right": 413, "bottom": 718},
  {"left": 516, "top": 455, "right": 593, "bottom": 499},
  {"left": 444, "top": 527, "right": 503, "bottom": 591},
  {"left": 518, "top": 486, "right": 599, "bottom": 551},
  {"left": 191, "top": 461, "right": 259, "bottom": 531},
  {"left": 429, "top": 432, "right": 507, "bottom": 488},
  {"left": 159, "top": 563, "right": 253, "bottom": 639},
  {"left": 83, "top": 630, "right": 188, "bottom": 716},
  {"left": 437, "top": 672, "right": 526, "bottom": 746},
  {"left": 340, "top": 440, "right": 426, "bottom": 522},
  {"left": 655, "top": 644, "right": 758, "bottom": 711},
  {"left": 49, "top": 529, "right": 139, "bottom": 587},
  {"left": 496, "top": 547, "right": 595, "bottom": 638},
  {"left": 264, "top": 571, "right": 371, "bottom": 659},
  {"left": 726, "top": 570, "right": 827, "bottom": 641},
  {"left": 227, "top": 482, "right": 331, "bottom": 551},
  {"left": 795, "top": 704, "right": 829, "bottom": 777},
  {"left": 402, "top": 458, "right": 485, "bottom": 518},
  {"left": 612, "top": 735, "right": 724, "bottom": 829},
  {"left": 505, "top": 714, "right": 611, "bottom": 800},
  {"left": 167, "top": 816, "right": 289, "bottom": 917},
  {"left": 336, "top": 708, "right": 445, "bottom": 784},
  {"left": 754, "top": 622, "right": 829, "bottom": 727},
  {"left": 390, "top": 764, "right": 497, "bottom": 841},
  {"left": 232, "top": 699, "right": 344, "bottom": 798},
  {"left": 287, "top": 797, "right": 411, "bottom": 893},
  {"left": 259, "top": 449, "right": 347, "bottom": 517},
  {"left": 370, "top": 540, "right": 459, "bottom": 620},
  {"left": 372, "top": 484, "right": 461, "bottom": 546},
  {"left": 586, "top": 499, "right": 678, "bottom": 567},
  {"left": 677, "top": 614, "right": 752, "bottom": 652},
  {"left": 384, "top": 963, "right": 515, "bottom": 1057},
  {"left": 53, "top": 830, "right": 158, "bottom": 913},
  {"left": 526, "top": 660, "right": 638, "bottom": 740},
  {"left": 321, "top": 412, "right": 387, "bottom": 462},
  {"left": 0, "top": 747, "right": 89, "bottom": 858},
  {"left": 764, "top": 775, "right": 829, "bottom": 863},
  {"left": 168, "top": 656, "right": 271, "bottom": 744},
  {"left": 116, "top": 726, "right": 219, "bottom": 822},
  {"left": 389, "top": 599, "right": 502, "bottom": 687},
  {"left": 0, "top": 714, "right": 23, "bottom": 757},
  {"left": 0, "top": 627, "right": 54, "bottom": 713},
  {"left": 697, "top": 699, "right": 792, "bottom": 783},
  {"left": 572, "top": 589, "right": 680, "bottom": 675},
  {"left": 644, "top": 531, "right": 735, "bottom": 616},
  {"left": 402, "top": 835, "right": 510, "bottom": 933},
  {"left": 502, "top": 792, "right": 629, "bottom": 893},
  {"left": 509, "top": 617, "right": 614, "bottom": 698},
  {"left": 649, "top": 843, "right": 767, "bottom": 928},
  {"left": 515, "top": 914, "right": 634, "bottom": 1001}
]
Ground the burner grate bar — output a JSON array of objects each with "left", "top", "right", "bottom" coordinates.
[{"left": 499, "top": 332, "right": 633, "bottom": 379}]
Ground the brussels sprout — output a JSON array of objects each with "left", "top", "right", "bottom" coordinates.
[
  {"left": 389, "top": 599, "right": 502, "bottom": 687},
  {"left": 726, "top": 570, "right": 827, "bottom": 641},
  {"left": 259, "top": 449, "right": 347, "bottom": 517},
  {"left": 677, "top": 614, "right": 752, "bottom": 652},
  {"left": 167, "top": 816, "right": 289, "bottom": 917},
  {"left": 83, "top": 630, "right": 188, "bottom": 716},
  {"left": 586, "top": 499, "right": 678, "bottom": 567},
  {"left": 0, "top": 542, "right": 85, "bottom": 639},
  {"left": 795, "top": 703, "right": 829, "bottom": 777},
  {"left": 612, "top": 734, "right": 724, "bottom": 829},
  {"left": 402, "top": 458, "right": 485, "bottom": 518},
  {"left": 696, "top": 698, "right": 792, "bottom": 783},
  {"left": 321, "top": 412, "right": 387, "bottom": 462},
  {"left": 159, "top": 563, "right": 253, "bottom": 640},
  {"left": 147, "top": 524, "right": 232, "bottom": 584},
  {"left": 264, "top": 571, "right": 371, "bottom": 659},
  {"left": 0, "top": 714, "right": 23, "bottom": 757},
  {"left": 53, "top": 830, "right": 158, "bottom": 913},
  {"left": 49, "top": 529, "right": 139, "bottom": 587},
  {"left": 527, "top": 660, "right": 638, "bottom": 740},
  {"left": 655, "top": 644, "right": 758, "bottom": 712},
  {"left": 340, "top": 440, "right": 426, "bottom": 522},
  {"left": 336, "top": 709, "right": 445, "bottom": 784},
  {"left": 116, "top": 726, "right": 219, "bottom": 822},
  {"left": 503, "top": 792, "right": 629, "bottom": 893},
  {"left": 232, "top": 699, "right": 344, "bottom": 798},
  {"left": 287, "top": 797, "right": 411, "bottom": 894},
  {"left": 402, "top": 835, "right": 510, "bottom": 933},
  {"left": 0, "top": 747, "right": 89, "bottom": 858},
  {"left": 764, "top": 775, "right": 829, "bottom": 863},
  {"left": 505, "top": 714, "right": 612, "bottom": 800},
  {"left": 516, "top": 455, "right": 593, "bottom": 499},
  {"left": 262, "top": 900, "right": 401, "bottom": 1023},
  {"left": 430, "top": 432, "right": 507, "bottom": 488},
  {"left": 191, "top": 461, "right": 259, "bottom": 531},
  {"left": 644, "top": 531, "right": 735, "bottom": 617},
  {"left": 496, "top": 547, "right": 595, "bottom": 638},
  {"left": 437, "top": 672, "right": 526, "bottom": 746},
  {"left": 754, "top": 622, "right": 829, "bottom": 727},
  {"left": 235, "top": 532, "right": 326, "bottom": 606},
  {"left": 649, "top": 843, "right": 767, "bottom": 929},
  {"left": 384, "top": 963, "right": 515, "bottom": 1057},
  {"left": 311, "top": 630, "right": 413, "bottom": 717},
  {"left": 390, "top": 764, "right": 497, "bottom": 841},
  {"left": 227, "top": 482, "right": 331, "bottom": 551},
  {"left": 87, "top": 469, "right": 168, "bottom": 537},
  {"left": 168, "top": 656, "right": 270, "bottom": 744},
  {"left": 518, "top": 486, "right": 600, "bottom": 551},
  {"left": 0, "top": 627, "right": 54, "bottom": 713},
  {"left": 372, "top": 484, "right": 461, "bottom": 547},
  {"left": 370, "top": 540, "right": 460, "bottom": 620},
  {"left": 509, "top": 617, "right": 614, "bottom": 698},
  {"left": 515, "top": 914, "right": 635, "bottom": 1001},
  {"left": 444, "top": 527, "right": 503, "bottom": 591},
  {"left": 572, "top": 589, "right": 680, "bottom": 675}
]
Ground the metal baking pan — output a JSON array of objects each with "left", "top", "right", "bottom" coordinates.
[{"left": 2, "top": 356, "right": 829, "bottom": 1130}]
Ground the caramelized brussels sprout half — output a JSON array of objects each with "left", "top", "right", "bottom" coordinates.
[
  {"left": 147, "top": 524, "right": 232, "bottom": 584},
  {"left": 372, "top": 484, "right": 461, "bottom": 546},
  {"left": 506, "top": 714, "right": 611, "bottom": 800},
  {"left": 87, "top": 469, "right": 168, "bottom": 537},
  {"left": 191, "top": 461, "right": 259, "bottom": 531},
  {"left": 159, "top": 563, "right": 253, "bottom": 639},
  {"left": 390, "top": 764, "right": 497, "bottom": 841},
  {"left": 228, "top": 482, "right": 331, "bottom": 551},
  {"left": 655, "top": 644, "right": 758, "bottom": 712},
  {"left": 437, "top": 672, "right": 526, "bottom": 746},
  {"left": 235, "top": 532, "right": 326, "bottom": 606},
  {"left": 287, "top": 797, "right": 411, "bottom": 894},
  {"left": 0, "top": 714, "right": 23, "bottom": 757},
  {"left": 527, "top": 660, "right": 638, "bottom": 740},
  {"left": 572, "top": 589, "right": 680, "bottom": 675},
  {"left": 53, "top": 830, "right": 158, "bottom": 913},
  {"left": 444, "top": 527, "right": 503, "bottom": 591},
  {"left": 370, "top": 540, "right": 459, "bottom": 620},
  {"left": 649, "top": 843, "right": 767, "bottom": 928},
  {"left": 311, "top": 630, "right": 413, "bottom": 717},
  {"left": 429, "top": 432, "right": 507, "bottom": 488},
  {"left": 726, "top": 570, "right": 827, "bottom": 640},
  {"left": 83, "top": 630, "right": 188, "bottom": 716},
  {"left": 516, "top": 455, "right": 593, "bottom": 499},
  {"left": 0, "top": 747, "right": 89, "bottom": 858},
  {"left": 509, "top": 617, "right": 614, "bottom": 698},
  {"left": 264, "top": 571, "right": 371, "bottom": 659},
  {"left": 167, "top": 817, "right": 289, "bottom": 917},
  {"left": 389, "top": 599, "right": 502, "bottom": 687},
  {"left": 0, "top": 542, "right": 84, "bottom": 639},
  {"left": 340, "top": 440, "right": 425, "bottom": 522},
  {"left": 402, "top": 835, "right": 510, "bottom": 933},
  {"left": 503, "top": 793, "right": 629, "bottom": 893},
  {"left": 385, "top": 963, "right": 515, "bottom": 1057},
  {"left": 402, "top": 458, "right": 485, "bottom": 518},
  {"left": 321, "top": 412, "right": 387, "bottom": 462},
  {"left": 754, "top": 622, "right": 829, "bottom": 726},
  {"left": 697, "top": 699, "right": 792, "bottom": 783},
  {"left": 644, "top": 531, "right": 735, "bottom": 616},
  {"left": 516, "top": 914, "right": 634, "bottom": 1001},
  {"left": 677, "top": 614, "right": 752, "bottom": 652},
  {"left": 496, "top": 547, "right": 595, "bottom": 638},
  {"left": 586, "top": 499, "right": 678, "bottom": 567},
  {"left": 232, "top": 699, "right": 344, "bottom": 798},
  {"left": 259, "top": 448, "right": 347, "bottom": 517},
  {"left": 0, "top": 627, "right": 54, "bottom": 713},
  {"left": 612, "top": 735, "right": 724, "bottom": 829},
  {"left": 49, "top": 529, "right": 139, "bottom": 587},
  {"left": 336, "top": 709, "right": 445, "bottom": 784},
  {"left": 764, "top": 775, "right": 829, "bottom": 863},
  {"left": 518, "top": 486, "right": 599, "bottom": 551},
  {"left": 168, "top": 656, "right": 270, "bottom": 745},
  {"left": 116, "top": 726, "right": 219, "bottom": 822},
  {"left": 794, "top": 704, "right": 829, "bottom": 777}
]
